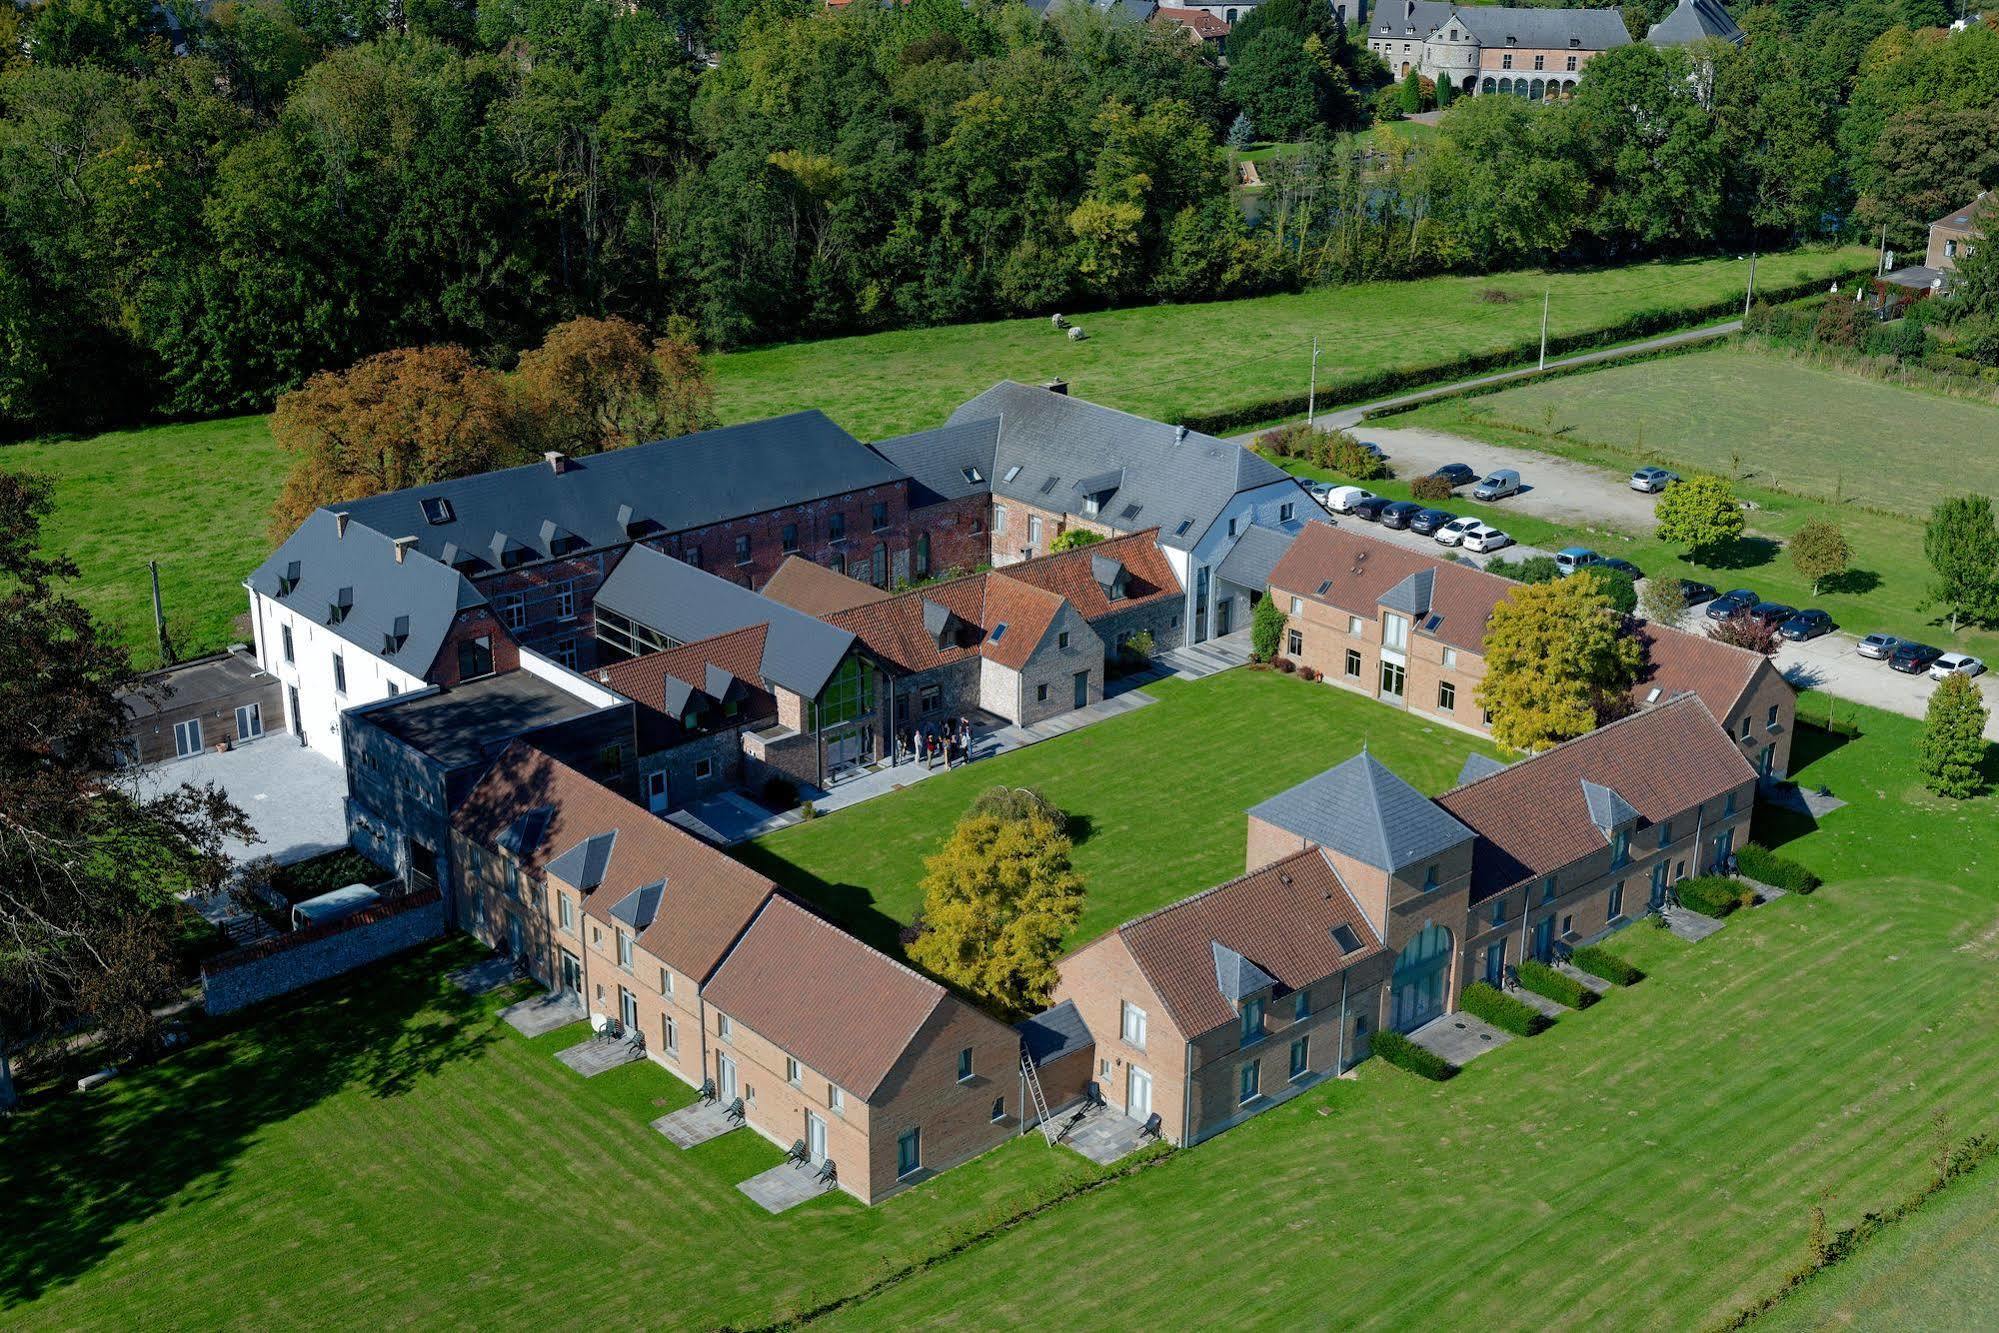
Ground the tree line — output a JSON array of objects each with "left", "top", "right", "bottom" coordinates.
[{"left": 2, "top": 0, "right": 1994, "bottom": 435}]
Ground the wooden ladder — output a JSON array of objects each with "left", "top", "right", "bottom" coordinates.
[{"left": 1021, "top": 1049, "right": 1059, "bottom": 1146}]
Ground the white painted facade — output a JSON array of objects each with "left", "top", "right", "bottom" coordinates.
[
  {"left": 245, "top": 584, "right": 425, "bottom": 765},
  {"left": 1177, "top": 478, "right": 1315, "bottom": 644}
]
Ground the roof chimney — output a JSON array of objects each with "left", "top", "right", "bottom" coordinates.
[
  {"left": 393, "top": 535, "right": 418, "bottom": 564},
  {"left": 544, "top": 450, "right": 568, "bottom": 475},
  {"left": 1042, "top": 378, "right": 1069, "bottom": 396},
  {"left": 334, "top": 511, "right": 350, "bottom": 539},
  {"left": 1174, "top": 424, "right": 1188, "bottom": 444}
]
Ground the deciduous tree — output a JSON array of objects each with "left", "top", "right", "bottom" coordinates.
[
  {"left": 1790, "top": 519, "right": 1851, "bottom": 595},
  {"left": 1050, "top": 529, "right": 1105, "bottom": 552},
  {"left": 1918, "top": 671, "right": 1990, "bottom": 799},
  {"left": 1477, "top": 573, "right": 1643, "bottom": 752},
  {"left": 1922, "top": 494, "right": 1999, "bottom": 632},
  {"left": 513, "top": 315, "right": 720, "bottom": 457},
  {"left": 1638, "top": 574, "right": 1690, "bottom": 629},
  {"left": 908, "top": 789, "right": 1085, "bottom": 1016},
  {"left": 1653, "top": 472, "right": 1745, "bottom": 560}
]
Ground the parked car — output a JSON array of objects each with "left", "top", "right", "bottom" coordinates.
[
  {"left": 1600, "top": 557, "right": 1643, "bottom": 580},
  {"left": 1349, "top": 495, "right": 1392, "bottom": 521},
  {"left": 1472, "top": 469, "right": 1522, "bottom": 501},
  {"left": 1380, "top": 500, "right": 1425, "bottom": 530},
  {"left": 1630, "top": 466, "right": 1680, "bottom": 493},
  {"left": 1323, "top": 485, "right": 1375, "bottom": 514},
  {"left": 1705, "top": 588, "right": 1760, "bottom": 621},
  {"left": 1856, "top": 633, "right": 1904, "bottom": 660},
  {"left": 1462, "top": 524, "right": 1514, "bottom": 554},
  {"left": 1931, "top": 652, "right": 1988, "bottom": 680},
  {"left": 1554, "top": 546, "right": 1602, "bottom": 577},
  {"left": 1888, "top": 642, "right": 1944, "bottom": 674},
  {"left": 1678, "top": 579, "right": 1719, "bottom": 605},
  {"left": 1306, "top": 481, "right": 1334, "bottom": 507},
  {"left": 1435, "top": 516, "right": 1482, "bottom": 547},
  {"left": 1358, "top": 440, "right": 1388, "bottom": 460},
  {"left": 1746, "top": 602, "right": 1797, "bottom": 628},
  {"left": 1409, "top": 508, "right": 1457, "bottom": 536},
  {"left": 1778, "top": 609, "right": 1835, "bottom": 641},
  {"left": 1427, "top": 463, "right": 1478, "bottom": 488}
]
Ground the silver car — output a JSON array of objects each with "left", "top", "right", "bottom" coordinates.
[
  {"left": 1630, "top": 466, "right": 1680, "bottom": 493},
  {"left": 1931, "top": 652, "right": 1987, "bottom": 680},
  {"left": 1472, "top": 469, "right": 1521, "bottom": 501},
  {"left": 1856, "top": 633, "right": 1903, "bottom": 661}
]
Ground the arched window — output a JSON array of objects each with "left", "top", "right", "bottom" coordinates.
[
  {"left": 1481, "top": 77, "right": 1495, "bottom": 94},
  {"left": 1530, "top": 78, "right": 1544, "bottom": 101},
  {"left": 1389, "top": 923, "right": 1455, "bottom": 1032}
]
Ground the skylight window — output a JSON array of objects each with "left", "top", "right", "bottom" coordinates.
[
  {"left": 1174, "top": 518, "right": 1193, "bottom": 537},
  {"left": 1003, "top": 465, "right": 1022, "bottom": 483},
  {"left": 1039, "top": 475, "right": 1060, "bottom": 496},
  {"left": 962, "top": 465, "right": 985, "bottom": 485},
  {"left": 1331, "top": 924, "right": 1362, "bottom": 954},
  {"left": 1120, "top": 503, "right": 1142, "bottom": 521},
  {"left": 989, "top": 622, "right": 1008, "bottom": 643},
  {"left": 421, "top": 497, "right": 454, "bottom": 525},
  {"left": 1317, "top": 579, "right": 1333, "bottom": 595}
]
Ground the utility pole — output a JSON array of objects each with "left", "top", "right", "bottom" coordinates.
[
  {"left": 1306, "top": 336, "right": 1322, "bottom": 426},
  {"left": 1877, "top": 224, "right": 1888, "bottom": 275},
  {"left": 149, "top": 560, "right": 174, "bottom": 668},
  {"left": 1742, "top": 251, "right": 1758, "bottom": 322},
  {"left": 1538, "top": 291, "right": 1549, "bottom": 371}
]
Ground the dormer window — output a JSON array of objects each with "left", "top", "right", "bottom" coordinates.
[
  {"left": 327, "top": 587, "right": 353, "bottom": 625},
  {"left": 963, "top": 465, "right": 986, "bottom": 485},
  {"left": 277, "top": 561, "right": 301, "bottom": 596},
  {"left": 421, "top": 497, "right": 454, "bottom": 525}
]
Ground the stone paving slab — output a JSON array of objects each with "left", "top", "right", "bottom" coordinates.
[
  {"left": 449, "top": 956, "right": 519, "bottom": 995},
  {"left": 1055, "top": 1104, "right": 1149, "bottom": 1165},
  {"left": 556, "top": 1037, "right": 644, "bottom": 1078},
  {"left": 653, "top": 1100, "right": 741, "bottom": 1149},
  {"left": 1510, "top": 986, "right": 1567, "bottom": 1019},
  {"left": 1666, "top": 906, "right": 1727, "bottom": 942},
  {"left": 739, "top": 1161, "right": 830, "bottom": 1214},
  {"left": 1555, "top": 961, "right": 1613, "bottom": 994},
  {"left": 500, "top": 991, "right": 584, "bottom": 1038},
  {"left": 1409, "top": 1012, "right": 1515, "bottom": 1065}
]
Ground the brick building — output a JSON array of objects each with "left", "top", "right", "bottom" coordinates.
[{"left": 1368, "top": 0, "right": 1631, "bottom": 99}]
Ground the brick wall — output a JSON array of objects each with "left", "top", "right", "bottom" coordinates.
[
  {"left": 908, "top": 495, "right": 991, "bottom": 582},
  {"left": 429, "top": 608, "right": 523, "bottom": 688},
  {"left": 656, "top": 481, "right": 914, "bottom": 592},
  {"left": 1722, "top": 661, "right": 1796, "bottom": 779},
  {"left": 1093, "top": 598, "right": 1185, "bottom": 657},
  {"left": 704, "top": 1008, "right": 879, "bottom": 1199},
  {"left": 861, "top": 995, "right": 1022, "bottom": 1204},
  {"left": 475, "top": 552, "right": 612, "bottom": 673},
  {"left": 1052, "top": 933, "right": 1191, "bottom": 1141},
  {"left": 202, "top": 889, "right": 444, "bottom": 1015},
  {"left": 1245, "top": 814, "right": 1312, "bottom": 874},
  {"left": 990, "top": 499, "right": 1114, "bottom": 565},
  {"left": 583, "top": 918, "right": 711, "bottom": 1090},
  {"left": 1273, "top": 588, "right": 1491, "bottom": 739}
]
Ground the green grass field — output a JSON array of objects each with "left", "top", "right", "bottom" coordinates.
[
  {"left": 1444, "top": 342, "right": 1999, "bottom": 521},
  {"left": 4, "top": 681, "right": 1995, "bottom": 1329},
  {"left": 737, "top": 669, "right": 1505, "bottom": 957}
]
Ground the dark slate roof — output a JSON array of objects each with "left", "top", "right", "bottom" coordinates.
[
  {"left": 356, "top": 671, "right": 603, "bottom": 770},
  {"left": 1581, "top": 779, "right": 1641, "bottom": 833},
  {"left": 1216, "top": 524, "right": 1299, "bottom": 592},
  {"left": 868, "top": 419, "right": 999, "bottom": 508},
  {"left": 121, "top": 650, "right": 274, "bottom": 723},
  {"left": 1017, "top": 999, "right": 1093, "bottom": 1067},
  {"left": 247, "top": 510, "right": 484, "bottom": 675},
  {"left": 545, "top": 830, "right": 617, "bottom": 892},
  {"left": 1374, "top": 0, "right": 1629, "bottom": 50},
  {"left": 608, "top": 880, "right": 665, "bottom": 932},
  {"left": 1089, "top": 553, "right": 1124, "bottom": 590},
  {"left": 1027, "top": 0, "right": 1158, "bottom": 18},
  {"left": 1457, "top": 752, "right": 1511, "bottom": 786},
  {"left": 338, "top": 411, "right": 901, "bottom": 568},
  {"left": 1212, "top": 941, "right": 1278, "bottom": 1003},
  {"left": 944, "top": 383, "right": 1295, "bottom": 551},
  {"left": 1380, "top": 568, "right": 1435, "bottom": 618},
  {"left": 1647, "top": 0, "right": 1743, "bottom": 46},
  {"left": 1248, "top": 751, "right": 1474, "bottom": 873},
  {"left": 594, "top": 545, "right": 856, "bottom": 698}
]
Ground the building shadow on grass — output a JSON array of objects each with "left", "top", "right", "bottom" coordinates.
[
  {"left": 0, "top": 939, "right": 493, "bottom": 1309},
  {"left": 727, "top": 842, "right": 911, "bottom": 960}
]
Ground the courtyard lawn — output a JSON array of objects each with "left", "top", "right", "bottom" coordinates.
[
  {"left": 818, "top": 695, "right": 1999, "bottom": 1330},
  {"left": 0, "top": 415, "right": 280, "bottom": 666},
  {"left": 737, "top": 668, "right": 1507, "bottom": 956},
  {"left": 0, "top": 944, "right": 1105, "bottom": 1332}
]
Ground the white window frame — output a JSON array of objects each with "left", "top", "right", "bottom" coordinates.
[{"left": 1121, "top": 1000, "right": 1147, "bottom": 1050}]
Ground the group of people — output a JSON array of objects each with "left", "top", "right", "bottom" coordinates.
[{"left": 903, "top": 716, "right": 977, "bottom": 769}]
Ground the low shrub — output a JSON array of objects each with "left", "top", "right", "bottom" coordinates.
[
  {"left": 1370, "top": 1029, "right": 1458, "bottom": 1081},
  {"left": 1316, "top": 429, "right": 1392, "bottom": 481},
  {"left": 1273, "top": 656, "right": 1296, "bottom": 673},
  {"left": 1459, "top": 980, "right": 1553, "bottom": 1036},
  {"left": 1570, "top": 944, "right": 1645, "bottom": 986},
  {"left": 1516, "top": 958, "right": 1598, "bottom": 1009},
  {"left": 1298, "top": 665, "right": 1319, "bottom": 682},
  {"left": 1410, "top": 473, "right": 1455, "bottom": 502},
  {"left": 1675, "top": 874, "right": 1750, "bottom": 917},
  {"left": 270, "top": 848, "right": 393, "bottom": 904},
  {"left": 1735, "top": 842, "right": 1821, "bottom": 894},
  {"left": 1255, "top": 421, "right": 1318, "bottom": 459}
]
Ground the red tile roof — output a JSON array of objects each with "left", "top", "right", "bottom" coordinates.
[
  {"left": 1000, "top": 529, "right": 1183, "bottom": 620},
  {"left": 1157, "top": 5, "right": 1230, "bottom": 37},
  {"left": 762, "top": 555, "right": 892, "bottom": 619},
  {"left": 454, "top": 742, "right": 776, "bottom": 982},
  {"left": 1267, "top": 522, "right": 1517, "bottom": 653},
  {"left": 1435, "top": 694, "right": 1757, "bottom": 901},
  {"left": 1115, "top": 848, "right": 1386, "bottom": 1037},
  {"left": 825, "top": 571, "right": 1065, "bottom": 674},
  {"left": 702, "top": 895, "right": 949, "bottom": 1100},
  {"left": 595, "top": 623, "right": 771, "bottom": 709},
  {"left": 1630, "top": 622, "right": 1773, "bottom": 722}
]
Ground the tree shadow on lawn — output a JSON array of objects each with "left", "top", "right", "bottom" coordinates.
[
  {"left": 0, "top": 940, "right": 494, "bottom": 1309},
  {"left": 1695, "top": 535, "right": 1780, "bottom": 572},
  {"left": 1822, "top": 568, "right": 1882, "bottom": 596}
]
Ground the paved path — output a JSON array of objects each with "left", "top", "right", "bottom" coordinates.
[{"left": 1409, "top": 1012, "right": 1514, "bottom": 1065}]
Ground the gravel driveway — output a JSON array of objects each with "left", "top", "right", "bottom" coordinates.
[
  {"left": 1356, "top": 425, "right": 1663, "bottom": 535},
  {"left": 1773, "top": 633, "right": 1999, "bottom": 741}
]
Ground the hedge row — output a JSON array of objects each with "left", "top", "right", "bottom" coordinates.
[
  {"left": 1675, "top": 875, "right": 1752, "bottom": 918},
  {"left": 1516, "top": 958, "right": 1598, "bottom": 1010},
  {"left": 1178, "top": 270, "right": 1870, "bottom": 436},
  {"left": 1370, "top": 1029, "right": 1459, "bottom": 1081},
  {"left": 1734, "top": 842, "right": 1822, "bottom": 895},
  {"left": 1570, "top": 945, "right": 1645, "bottom": 987},
  {"left": 1459, "top": 980, "right": 1553, "bottom": 1036}
]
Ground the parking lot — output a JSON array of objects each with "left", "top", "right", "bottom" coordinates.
[{"left": 1774, "top": 632, "right": 1999, "bottom": 740}]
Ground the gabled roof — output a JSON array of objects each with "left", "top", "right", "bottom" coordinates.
[
  {"left": 1115, "top": 848, "right": 1387, "bottom": 1037},
  {"left": 1931, "top": 192, "right": 1991, "bottom": 233},
  {"left": 1377, "top": 0, "right": 1629, "bottom": 51},
  {"left": 761, "top": 556, "right": 892, "bottom": 619},
  {"left": 1249, "top": 750, "right": 1475, "bottom": 873},
  {"left": 595, "top": 545, "right": 855, "bottom": 698},
  {"left": 1380, "top": 568, "right": 1435, "bottom": 618},
  {"left": 1212, "top": 941, "right": 1278, "bottom": 1004},
  {"left": 608, "top": 880, "right": 665, "bottom": 932},
  {"left": 454, "top": 742, "right": 776, "bottom": 982},
  {"left": 545, "top": 829, "right": 617, "bottom": 893},
  {"left": 338, "top": 411, "right": 902, "bottom": 568},
  {"left": 1647, "top": 0, "right": 1744, "bottom": 47},
  {"left": 868, "top": 418, "right": 1000, "bottom": 508},
  {"left": 1268, "top": 522, "right": 1517, "bottom": 654},
  {"left": 702, "top": 895, "right": 950, "bottom": 1101},
  {"left": 997, "top": 529, "right": 1183, "bottom": 620},
  {"left": 825, "top": 570, "right": 1069, "bottom": 675},
  {"left": 247, "top": 509, "right": 485, "bottom": 675},
  {"left": 1580, "top": 779, "right": 1640, "bottom": 834},
  {"left": 1630, "top": 622, "right": 1778, "bottom": 722},
  {"left": 1436, "top": 694, "right": 1758, "bottom": 902},
  {"left": 944, "top": 382, "right": 1293, "bottom": 551},
  {"left": 1216, "top": 523, "right": 1302, "bottom": 593}
]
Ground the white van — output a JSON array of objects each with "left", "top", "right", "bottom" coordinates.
[{"left": 1323, "top": 486, "right": 1375, "bottom": 514}]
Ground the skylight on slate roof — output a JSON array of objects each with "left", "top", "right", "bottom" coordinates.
[
  {"left": 963, "top": 465, "right": 985, "bottom": 485},
  {"left": 1003, "top": 465, "right": 1021, "bottom": 483},
  {"left": 1175, "top": 518, "right": 1193, "bottom": 537},
  {"left": 1120, "top": 503, "right": 1143, "bottom": 520},
  {"left": 421, "top": 496, "right": 454, "bottom": 525},
  {"left": 1039, "top": 475, "right": 1061, "bottom": 495}
]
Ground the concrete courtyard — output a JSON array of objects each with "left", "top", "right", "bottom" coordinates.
[{"left": 132, "top": 735, "right": 348, "bottom": 866}]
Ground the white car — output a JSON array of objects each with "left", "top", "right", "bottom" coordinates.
[
  {"left": 1461, "top": 523, "right": 1513, "bottom": 554},
  {"left": 1305, "top": 481, "right": 1334, "bottom": 507},
  {"left": 1323, "top": 485, "right": 1375, "bottom": 514},
  {"left": 1434, "top": 516, "right": 1482, "bottom": 547},
  {"left": 1930, "top": 652, "right": 1987, "bottom": 680}
]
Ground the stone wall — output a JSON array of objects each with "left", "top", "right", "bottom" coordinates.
[{"left": 202, "top": 888, "right": 445, "bottom": 1016}]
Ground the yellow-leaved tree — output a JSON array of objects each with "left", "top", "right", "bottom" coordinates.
[
  {"left": 1476, "top": 572, "right": 1643, "bottom": 752},
  {"left": 908, "top": 787, "right": 1085, "bottom": 1017}
]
